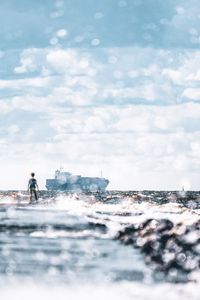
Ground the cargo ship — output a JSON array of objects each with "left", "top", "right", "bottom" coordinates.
[{"left": 46, "top": 169, "right": 109, "bottom": 192}]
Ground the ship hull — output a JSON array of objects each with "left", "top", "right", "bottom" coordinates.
[{"left": 46, "top": 177, "right": 109, "bottom": 192}]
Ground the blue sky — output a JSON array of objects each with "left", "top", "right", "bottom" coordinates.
[{"left": 0, "top": 0, "right": 200, "bottom": 190}]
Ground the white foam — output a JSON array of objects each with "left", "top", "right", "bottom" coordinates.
[{"left": 0, "top": 281, "right": 199, "bottom": 300}]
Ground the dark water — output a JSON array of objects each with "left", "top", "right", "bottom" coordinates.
[{"left": 0, "top": 191, "right": 199, "bottom": 300}]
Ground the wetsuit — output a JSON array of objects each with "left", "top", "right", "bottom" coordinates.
[{"left": 29, "top": 178, "right": 38, "bottom": 201}]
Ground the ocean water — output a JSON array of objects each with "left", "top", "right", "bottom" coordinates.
[{"left": 0, "top": 191, "right": 199, "bottom": 300}]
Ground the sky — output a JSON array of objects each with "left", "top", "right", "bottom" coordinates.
[{"left": 0, "top": 0, "right": 200, "bottom": 190}]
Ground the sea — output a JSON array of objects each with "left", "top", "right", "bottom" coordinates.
[{"left": 0, "top": 190, "right": 199, "bottom": 300}]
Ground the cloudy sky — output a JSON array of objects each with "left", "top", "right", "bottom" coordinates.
[{"left": 1, "top": 0, "right": 200, "bottom": 190}]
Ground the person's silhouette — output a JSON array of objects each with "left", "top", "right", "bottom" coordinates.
[{"left": 28, "top": 172, "right": 39, "bottom": 202}]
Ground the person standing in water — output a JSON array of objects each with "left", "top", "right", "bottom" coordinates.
[{"left": 28, "top": 172, "right": 39, "bottom": 202}]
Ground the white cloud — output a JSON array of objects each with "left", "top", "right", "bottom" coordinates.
[
  {"left": 182, "top": 88, "right": 200, "bottom": 101},
  {"left": 0, "top": 101, "right": 10, "bottom": 114},
  {"left": 3, "top": 102, "right": 196, "bottom": 187},
  {"left": 7, "top": 125, "right": 20, "bottom": 135},
  {"left": 1, "top": 46, "right": 200, "bottom": 189},
  {"left": 2, "top": 122, "right": 200, "bottom": 190},
  {"left": 10, "top": 47, "right": 200, "bottom": 106},
  {"left": 14, "top": 57, "right": 36, "bottom": 74},
  {"left": 162, "top": 69, "right": 183, "bottom": 83},
  {"left": 46, "top": 49, "right": 72, "bottom": 71},
  {"left": 0, "top": 77, "right": 52, "bottom": 90},
  {"left": 14, "top": 48, "right": 45, "bottom": 74}
]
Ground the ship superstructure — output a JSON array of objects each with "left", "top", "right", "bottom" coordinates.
[{"left": 46, "top": 169, "right": 109, "bottom": 192}]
